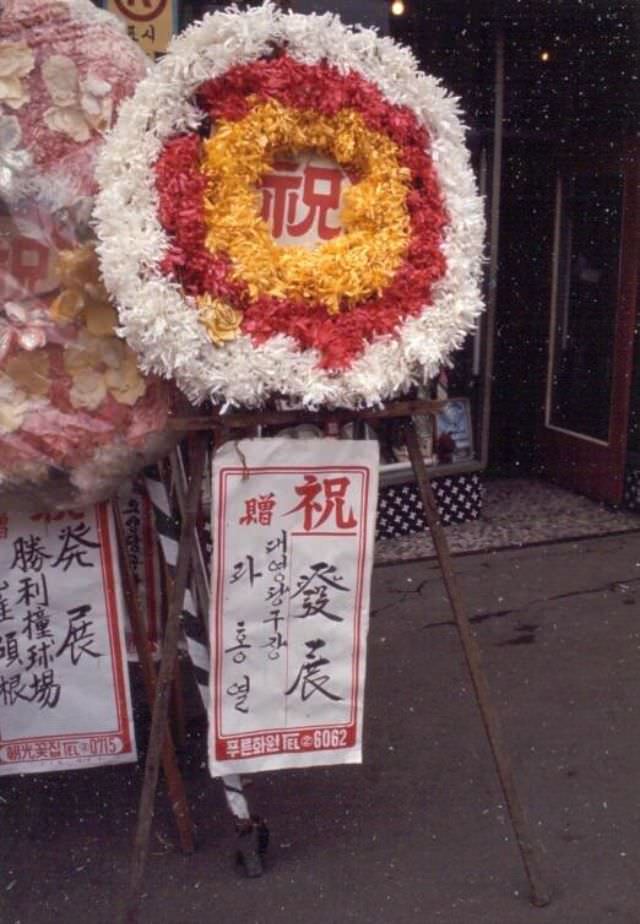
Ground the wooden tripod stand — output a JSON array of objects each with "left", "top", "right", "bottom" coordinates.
[{"left": 121, "top": 398, "right": 550, "bottom": 922}]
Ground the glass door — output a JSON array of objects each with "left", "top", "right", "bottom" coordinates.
[{"left": 539, "top": 145, "right": 640, "bottom": 503}]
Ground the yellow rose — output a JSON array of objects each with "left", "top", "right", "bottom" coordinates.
[
  {"left": 51, "top": 245, "right": 118, "bottom": 336},
  {"left": 197, "top": 295, "right": 243, "bottom": 345},
  {"left": 64, "top": 330, "right": 147, "bottom": 410},
  {"left": 105, "top": 348, "right": 146, "bottom": 406}
]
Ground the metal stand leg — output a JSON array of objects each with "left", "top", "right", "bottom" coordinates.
[
  {"left": 404, "top": 420, "right": 550, "bottom": 908},
  {"left": 121, "top": 436, "right": 208, "bottom": 924}
]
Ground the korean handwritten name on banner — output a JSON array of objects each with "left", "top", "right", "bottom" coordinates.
[
  {"left": 117, "top": 485, "right": 161, "bottom": 660},
  {"left": 209, "top": 438, "right": 379, "bottom": 776},
  {"left": 0, "top": 505, "right": 136, "bottom": 775}
]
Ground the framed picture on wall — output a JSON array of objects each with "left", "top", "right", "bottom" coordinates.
[{"left": 436, "top": 397, "right": 474, "bottom": 463}]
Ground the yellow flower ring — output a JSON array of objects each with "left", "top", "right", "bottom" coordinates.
[
  {"left": 201, "top": 100, "right": 411, "bottom": 313},
  {"left": 95, "top": 4, "right": 485, "bottom": 408}
]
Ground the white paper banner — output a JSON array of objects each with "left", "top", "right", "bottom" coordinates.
[
  {"left": 209, "top": 438, "right": 379, "bottom": 777},
  {"left": 0, "top": 504, "right": 137, "bottom": 775}
]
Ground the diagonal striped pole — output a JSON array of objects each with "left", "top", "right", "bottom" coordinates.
[{"left": 144, "top": 460, "right": 251, "bottom": 822}]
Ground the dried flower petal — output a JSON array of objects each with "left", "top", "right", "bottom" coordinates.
[
  {"left": 5, "top": 349, "right": 50, "bottom": 397},
  {"left": 104, "top": 352, "right": 145, "bottom": 405},
  {"left": 0, "top": 383, "right": 28, "bottom": 431},
  {"left": 83, "top": 74, "right": 111, "bottom": 98},
  {"left": 84, "top": 300, "right": 118, "bottom": 336},
  {"left": 68, "top": 368, "right": 108, "bottom": 410},
  {"left": 57, "top": 245, "right": 98, "bottom": 287},
  {"left": 0, "top": 404, "right": 24, "bottom": 432},
  {"left": 0, "top": 113, "right": 32, "bottom": 195},
  {"left": 63, "top": 330, "right": 105, "bottom": 373},
  {"left": 40, "top": 56, "right": 114, "bottom": 141},
  {"left": 42, "top": 55, "right": 80, "bottom": 108},
  {"left": 16, "top": 327, "right": 47, "bottom": 352},
  {"left": 0, "top": 113, "right": 22, "bottom": 149},
  {"left": 0, "top": 42, "right": 35, "bottom": 80},
  {"left": 43, "top": 105, "right": 92, "bottom": 143},
  {"left": 53, "top": 245, "right": 117, "bottom": 334},
  {"left": 50, "top": 288, "right": 85, "bottom": 324},
  {"left": 0, "top": 75, "right": 28, "bottom": 109}
]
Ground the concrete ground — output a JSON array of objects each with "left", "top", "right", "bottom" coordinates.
[{"left": 3, "top": 530, "right": 640, "bottom": 924}]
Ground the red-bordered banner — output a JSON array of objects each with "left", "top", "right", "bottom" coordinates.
[
  {"left": 208, "top": 438, "right": 378, "bottom": 777},
  {"left": 0, "top": 504, "right": 136, "bottom": 774}
]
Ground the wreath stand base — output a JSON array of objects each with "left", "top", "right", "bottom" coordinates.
[{"left": 120, "top": 399, "right": 551, "bottom": 923}]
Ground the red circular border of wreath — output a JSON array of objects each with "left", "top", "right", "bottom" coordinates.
[{"left": 153, "top": 55, "right": 449, "bottom": 371}]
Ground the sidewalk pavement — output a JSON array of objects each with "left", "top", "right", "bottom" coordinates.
[{"left": 3, "top": 530, "right": 640, "bottom": 924}]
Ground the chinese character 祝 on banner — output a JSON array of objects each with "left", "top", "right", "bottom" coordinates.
[{"left": 259, "top": 153, "right": 350, "bottom": 249}]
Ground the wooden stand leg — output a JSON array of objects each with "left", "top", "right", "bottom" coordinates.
[
  {"left": 404, "top": 420, "right": 550, "bottom": 908},
  {"left": 159, "top": 554, "right": 189, "bottom": 751},
  {"left": 113, "top": 503, "right": 194, "bottom": 855},
  {"left": 170, "top": 649, "right": 188, "bottom": 751},
  {"left": 121, "top": 435, "right": 208, "bottom": 924}
]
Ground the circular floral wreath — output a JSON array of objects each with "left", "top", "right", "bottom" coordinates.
[
  {"left": 95, "top": 2, "right": 485, "bottom": 409},
  {"left": 0, "top": 0, "right": 177, "bottom": 512}
]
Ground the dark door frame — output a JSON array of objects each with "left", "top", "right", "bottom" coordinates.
[{"left": 538, "top": 139, "right": 640, "bottom": 504}]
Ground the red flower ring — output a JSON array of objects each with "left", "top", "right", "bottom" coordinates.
[{"left": 153, "top": 56, "right": 448, "bottom": 371}]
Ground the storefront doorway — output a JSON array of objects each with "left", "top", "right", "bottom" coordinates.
[{"left": 538, "top": 145, "right": 640, "bottom": 504}]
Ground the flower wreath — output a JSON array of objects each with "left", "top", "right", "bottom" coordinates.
[
  {"left": 0, "top": 0, "right": 177, "bottom": 512},
  {"left": 95, "top": 2, "right": 485, "bottom": 409}
]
